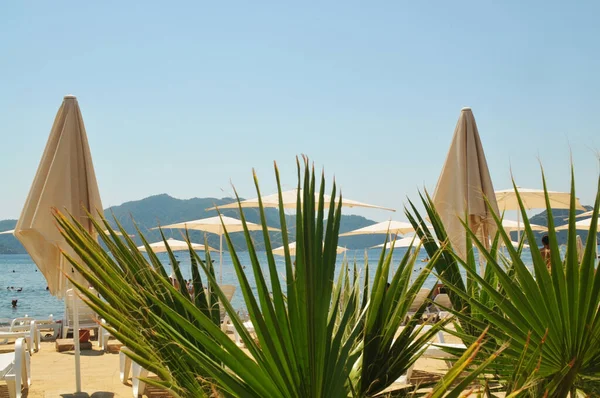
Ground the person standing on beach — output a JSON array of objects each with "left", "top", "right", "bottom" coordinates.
[{"left": 540, "top": 235, "right": 551, "bottom": 270}]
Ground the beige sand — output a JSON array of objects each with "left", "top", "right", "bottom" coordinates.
[
  {"left": 0, "top": 330, "right": 462, "bottom": 398},
  {"left": 0, "top": 341, "right": 168, "bottom": 398}
]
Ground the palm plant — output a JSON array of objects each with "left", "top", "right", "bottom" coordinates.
[
  {"left": 409, "top": 168, "right": 600, "bottom": 397},
  {"left": 56, "top": 157, "right": 499, "bottom": 397}
]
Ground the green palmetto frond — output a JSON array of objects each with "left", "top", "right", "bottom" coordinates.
[
  {"left": 56, "top": 156, "right": 503, "bottom": 397},
  {"left": 437, "top": 167, "right": 600, "bottom": 397}
]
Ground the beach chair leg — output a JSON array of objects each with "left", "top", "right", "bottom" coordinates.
[
  {"left": 24, "top": 351, "right": 30, "bottom": 388},
  {"left": 120, "top": 351, "right": 132, "bottom": 383},
  {"left": 406, "top": 364, "right": 414, "bottom": 381},
  {"left": 6, "top": 376, "right": 17, "bottom": 398},
  {"left": 132, "top": 362, "right": 149, "bottom": 397}
]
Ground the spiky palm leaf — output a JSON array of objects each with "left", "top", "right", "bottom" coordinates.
[
  {"left": 426, "top": 168, "right": 600, "bottom": 397},
  {"left": 57, "top": 157, "right": 501, "bottom": 397}
]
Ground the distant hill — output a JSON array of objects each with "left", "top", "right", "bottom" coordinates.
[
  {"left": 0, "top": 194, "right": 384, "bottom": 254},
  {"left": 2, "top": 195, "right": 596, "bottom": 255},
  {"left": 524, "top": 205, "right": 598, "bottom": 246},
  {"left": 0, "top": 219, "right": 19, "bottom": 254}
]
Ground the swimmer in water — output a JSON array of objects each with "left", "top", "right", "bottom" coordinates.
[{"left": 11, "top": 299, "right": 18, "bottom": 308}]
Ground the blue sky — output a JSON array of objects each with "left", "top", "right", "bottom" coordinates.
[{"left": 1, "top": 1, "right": 599, "bottom": 222}]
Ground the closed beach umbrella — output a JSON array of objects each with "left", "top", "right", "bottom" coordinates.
[
  {"left": 432, "top": 107, "right": 500, "bottom": 273},
  {"left": 339, "top": 220, "right": 416, "bottom": 237},
  {"left": 137, "top": 238, "right": 218, "bottom": 253},
  {"left": 272, "top": 241, "right": 347, "bottom": 256},
  {"left": 13, "top": 95, "right": 102, "bottom": 393},
  {"left": 206, "top": 188, "right": 395, "bottom": 212},
  {"left": 159, "top": 216, "right": 279, "bottom": 282},
  {"left": 0, "top": 229, "right": 14, "bottom": 234}
]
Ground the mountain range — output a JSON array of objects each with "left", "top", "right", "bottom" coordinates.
[
  {"left": 0, "top": 194, "right": 596, "bottom": 255},
  {"left": 0, "top": 194, "right": 387, "bottom": 254}
]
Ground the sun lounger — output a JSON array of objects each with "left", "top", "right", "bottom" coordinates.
[
  {"left": 62, "top": 288, "right": 100, "bottom": 340},
  {"left": 431, "top": 293, "right": 453, "bottom": 320},
  {"left": 0, "top": 321, "right": 39, "bottom": 354},
  {"left": 0, "top": 338, "right": 30, "bottom": 398},
  {"left": 119, "top": 348, "right": 150, "bottom": 397},
  {"left": 395, "top": 325, "right": 467, "bottom": 384},
  {"left": 404, "top": 288, "right": 433, "bottom": 324},
  {"left": 8, "top": 316, "right": 60, "bottom": 343}
]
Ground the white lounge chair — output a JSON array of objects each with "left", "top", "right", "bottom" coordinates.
[
  {"left": 4, "top": 316, "right": 60, "bottom": 343},
  {"left": 0, "top": 338, "right": 30, "bottom": 398},
  {"left": 34, "top": 316, "right": 62, "bottom": 341},
  {"left": 62, "top": 288, "right": 100, "bottom": 340},
  {"left": 431, "top": 293, "right": 453, "bottom": 320},
  {"left": 119, "top": 347, "right": 150, "bottom": 397},
  {"left": 404, "top": 288, "right": 433, "bottom": 324},
  {"left": 0, "top": 321, "right": 39, "bottom": 354},
  {"left": 396, "top": 325, "right": 467, "bottom": 384}
]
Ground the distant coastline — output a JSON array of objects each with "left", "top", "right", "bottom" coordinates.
[{"left": 0, "top": 194, "right": 595, "bottom": 255}]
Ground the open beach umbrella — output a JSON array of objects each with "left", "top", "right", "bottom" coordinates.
[
  {"left": 556, "top": 217, "right": 600, "bottom": 231},
  {"left": 501, "top": 219, "right": 546, "bottom": 232},
  {"left": 272, "top": 241, "right": 347, "bottom": 256},
  {"left": 206, "top": 188, "right": 395, "bottom": 212},
  {"left": 158, "top": 216, "right": 279, "bottom": 282},
  {"left": 137, "top": 238, "right": 218, "bottom": 253},
  {"left": 495, "top": 188, "right": 585, "bottom": 211},
  {"left": 13, "top": 95, "right": 102, "bottom": 393},
  {"left": 339, "top": 220, "right": 416, "bottom": 237},
  {"left": 432, "top": 107, "right": 500, "bottom": 274},
  {"left": 372, "top": 236, "right": 425, "bottom": 249},
  {"left": 496, "top": 187, "right": 584, "bottom": 240},
  {"left": 575, "top": 210, "right": 595, "bottom": 218}
]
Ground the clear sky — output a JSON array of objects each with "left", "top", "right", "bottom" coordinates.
[{"left": 1, "top": 1, "right": 599, "bottom": 222}]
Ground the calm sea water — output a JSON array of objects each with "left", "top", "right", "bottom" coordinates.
[{"left": 0, "top": 248, "right": 535, "bottom": 321}]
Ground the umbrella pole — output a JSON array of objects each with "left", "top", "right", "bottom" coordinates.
[
  {"left": 517, "top": 211, "right": 521, "bottom": 242},
  {"left": 63, "top": 255, "right": 82, "bottom": 393},
  {"left": 219, "top": 233, "right": 223, "bottom": 284},
  {"left": 73, "top": 288, "right": 82, "bottom": 393}
]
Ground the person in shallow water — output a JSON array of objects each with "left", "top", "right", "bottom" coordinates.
[
  {"left": 540, "top": 234, "right": 551, "bottom": 270},
  {"left": 11, "top": 299, "right": 17, "bottom": 308}
]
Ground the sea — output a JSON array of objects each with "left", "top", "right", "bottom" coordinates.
[{"left": 0, "top": 248, "right": 539, "bottom": 321}]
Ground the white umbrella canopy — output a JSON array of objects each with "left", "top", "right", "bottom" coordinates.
[
  {"left": 158, "top": 216, "right": 279, "bottom": 244},
  {"left": 137, "top": 238, "right": 218, "bottom": 253},
  {"left": 13, "top": 95, "right": 102, "bottom": 393},
  {"left": 159, "top": 215, "right": 276, "bottom": 234},
  {"left": 495, "top": 188, "right": 585, "bottom": 211},
  {"left": 159, "top": 215, "right": 280, "bottom": 282},
  {"left": 14, "top": 95, "right": 103, "bottom": 298},
  {"left": 556, "top": 217, "right": 600, "bottom": 231},
  {"left": 372, "top": 236, "right": 425, "bottom": 249},
  {"left": 272, "top": 241, "right": 347, "bottom": 256},
  {"left": 206, "top": 188, "right": 395, "bottom": 212},
  {"left": 501, "top": 219, "right": 546, "bottom": 232},
  {"left": 432, "top": 107, "right": 500, "bottom": 270},
  {"left": 339, "top": 220, "right": 415, "bottom": 237},
  {"left": 575, "top": 210, "right": 595, "bottom": 218}
]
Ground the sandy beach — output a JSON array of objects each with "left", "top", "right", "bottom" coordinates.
[{"left": 0, "top": 328, "right": 462, "bottom": 398}]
